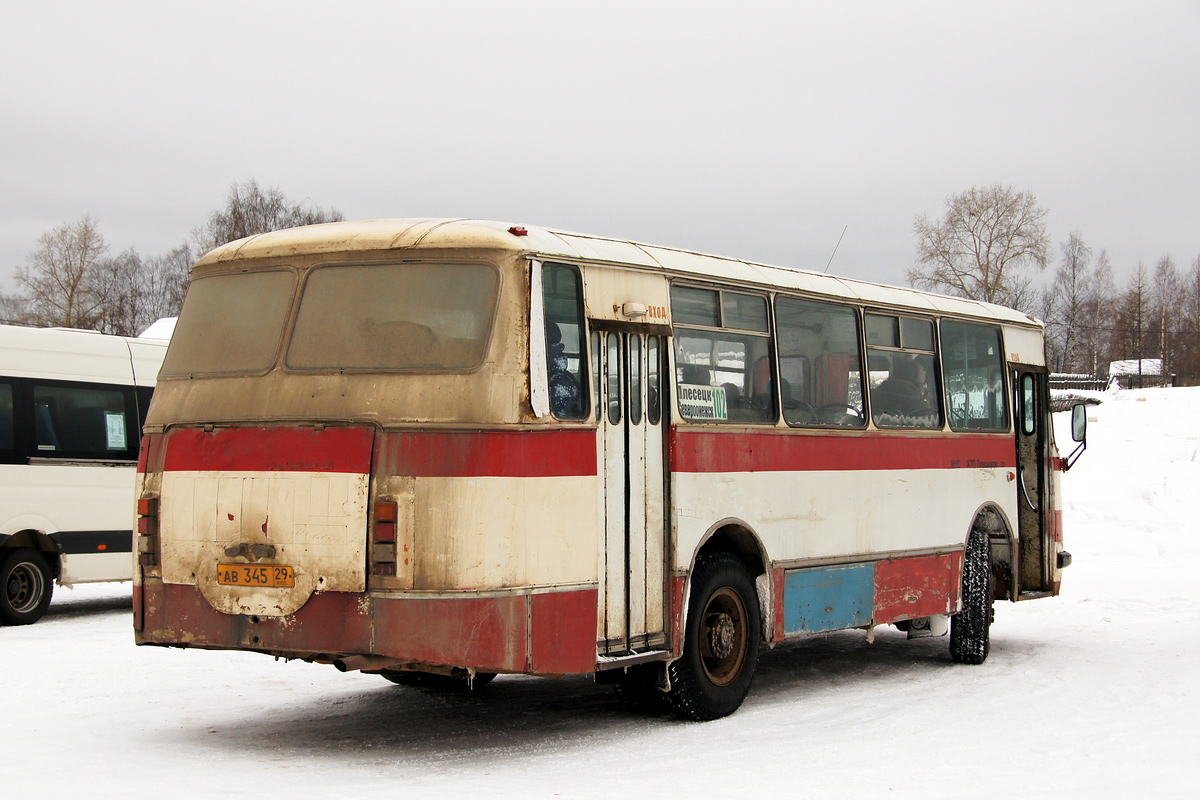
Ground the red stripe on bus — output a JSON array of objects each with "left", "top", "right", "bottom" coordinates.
[
  {"left": 162, "top": 426, "right": 375, "bottom": 473},
  {"left": 670, "top": 429, "right": 1016, "bottom": 473},
  {"left": 377, "top": 429, "right": 597, "bottom": 478}
]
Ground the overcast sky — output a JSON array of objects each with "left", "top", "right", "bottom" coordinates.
[{"left": 2, "top": 1, "right": 1198, "bottom": 294}]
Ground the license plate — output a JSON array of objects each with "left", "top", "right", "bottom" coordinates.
[{"left": 216, "top": 563, "right": 295, "bottom": 588}]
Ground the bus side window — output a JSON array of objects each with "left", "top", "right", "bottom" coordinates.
[
  {"left": 940, "top": 321, "right": 1007, "bottom": 430},
  {"left": 671, "top": 286, "right": 773, "bottom": 424},
  {"left": 542, "top": 264, "right": 588, "bottom": 419},
  {"left": 775, "top": 295, "right": 865, "bottom": 427},
  {"left": 867, "top": 314, "right": 943, "bottom": 430},
  {"left": 0, "top": 381, "right": 13, "bottom": 451},
  {"left": 33, "top": 384, "right": 134, "bottom": 457}
]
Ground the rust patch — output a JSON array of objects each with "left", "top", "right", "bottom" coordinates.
[{"left": 529, "top": 589, "right": 599, "bottom": 674}]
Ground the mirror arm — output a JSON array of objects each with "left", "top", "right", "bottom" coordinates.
[{"left": 1064, "top": 439, "right": 1087, "bottom": 471}]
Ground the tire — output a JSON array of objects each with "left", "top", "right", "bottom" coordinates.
[
  {"left": 0, "top": 548, "right": 54, "bottom": 626},
  {"left": 666, "top": 552, "right": 761, "bottom": 721},
  {"left": 950, "top": 528, "right": 993, "bottom": 664},
  {"left": 378, "top": 669, "right": 496, "bottom": 692}
]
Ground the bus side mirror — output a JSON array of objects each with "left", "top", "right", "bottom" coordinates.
[
  {"left": 1071, "top": 403, "right": 1087, "bottom": 443},
  {"left": 1064, "top": 403, "right": 1088, "bottom": 470}
]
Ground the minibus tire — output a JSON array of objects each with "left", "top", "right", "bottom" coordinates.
[
  {"left": 950, "top": 528, "right": 992, "bottom": 665},
  {"left": 666, "top": 552, "right": 761, "bottom": 721},
  {"left": 0, "top": 548, "right": 54, "bottom": 625}
]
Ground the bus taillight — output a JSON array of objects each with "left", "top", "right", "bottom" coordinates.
[
  {"left": 136, "top": 497, "right": 159, "bottom": 568},
  {"left": 371, "top": 500, "right": 398, "bottom": 576}
]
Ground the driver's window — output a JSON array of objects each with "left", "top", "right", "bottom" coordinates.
[{"left": 774, "top": 295, "right": 865, "bottom": 427}]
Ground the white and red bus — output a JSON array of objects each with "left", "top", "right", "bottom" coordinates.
[{"left": 134, "top": 219, "right": 1080, "bottom": 719}]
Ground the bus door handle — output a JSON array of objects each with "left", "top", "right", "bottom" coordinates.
[{"left": 1019, "top": 468, "right": 1039, "bottom": 512}]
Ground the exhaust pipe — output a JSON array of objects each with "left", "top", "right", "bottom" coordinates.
[{"left": 333, "top": 655, "right": 405, "bottom": 673}]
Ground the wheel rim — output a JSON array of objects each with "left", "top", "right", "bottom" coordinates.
[
  {"left": 699, "top": 586, "right": 748, "bottom": 687},
  {"left": 5, "top": 560, "right": 45, "bottom": 614}
]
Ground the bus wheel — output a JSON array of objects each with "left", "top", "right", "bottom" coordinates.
[
  {"left": 666, "top": 552, "right": 761, "bottom": 721},
  {"left": 0, "top": 548, "right": 54, "bottom": 625},
  {"left": 950, "top": 528, "right": 993, "bottom": 665}
]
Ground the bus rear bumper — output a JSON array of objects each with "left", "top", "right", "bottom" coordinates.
[{"left": 136, "top": 579, "right": 599, "bottom": 676}]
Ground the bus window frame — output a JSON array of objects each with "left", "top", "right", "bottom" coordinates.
[
  {"left": 865, "top": 311, "right": 945, "bottom": 431},
  {"left": 773, "top": 293, "right": 867, "bottom": 429},
  {"left": 284, "top": 259, "right": 503, "bottom": 375},
  {"left": 670, "top": 282, "right": 775, "bottom": 425},
  {"left": 159, "top": 266, "right": 299, "bottom": 379}
]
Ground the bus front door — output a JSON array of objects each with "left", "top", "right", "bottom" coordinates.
[
  {"left": 1013, "top": 367, "right": 1053, "bottom": 596},
  {"left": 595, "top": 330, "right": 668, "bottom": 656}
]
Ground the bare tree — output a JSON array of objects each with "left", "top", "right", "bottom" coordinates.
[
  {"left": 1151, "top": 255, "right": 1181, "bottom": 376},
  {"left": 1047, "top": 231, "right": 1094, "bottom": 372},
  {"left": 15, "top": 215, "right": 109, "bottom": 328},
  {"left": 193, "top": 179, "right": 343, "bottom": 254},
  {"left": 142, "top": 242, "right": 193, "bottom": 323},
  {"left": 92, "top": 248, "right": 145, "bottom": 337},
  {"left": 909, "top": 184, "right": 1051, "bottom": 309},
  {"left": 1113, "top": 263, "right": 1152, "bottom": 384},
  {"left": 1082, "top": 249, "right": 1117, "bottom": 376},
  {"left": 1181, "top": 253, "right": 1200, "bottom": 384},
  {"left": 0, "top": 292, "right": 30, "bottom": 325}
]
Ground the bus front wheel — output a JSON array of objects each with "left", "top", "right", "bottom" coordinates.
[
  {"left": 0, "top": 548, "right": 54, "bottom": 625},
  {"left": 950, "top": 528, "right": 993, "bottom": 664},
  {"left": 666, "top": 552, "right": 761, "bottom": 721}
]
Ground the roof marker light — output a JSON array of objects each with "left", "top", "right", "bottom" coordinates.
[{"left": 508, "top": 226, "right": 529, "bottom": 237}]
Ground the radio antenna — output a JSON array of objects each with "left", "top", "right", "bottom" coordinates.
[{"left": 823, "top": 225, "right": 848, "bottom": 274}]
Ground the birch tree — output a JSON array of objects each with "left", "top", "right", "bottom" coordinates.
[
  {"left": 909, "top": 185, "right": 1050, "bottom": 310},
  {"left": 15, "top": 215, "right": 108, "bottom": 328}
]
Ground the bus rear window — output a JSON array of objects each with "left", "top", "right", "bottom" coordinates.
[
  {"left": 286, "top": 263, "right": 499, "bottom": 371},
  {"left": 161, "top": 271, "right": 296, "bottom": 376}
]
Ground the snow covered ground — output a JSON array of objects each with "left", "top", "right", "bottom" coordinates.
[{"left": 4, "top": 387, "right": 1196, "bottom": 798}]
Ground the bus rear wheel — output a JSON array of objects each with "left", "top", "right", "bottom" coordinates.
[
  {"left": 0, "top": 548, "right": 54, "bottom": 625},
  {"left": 950, "top": 528, "right": 993, "bottom": 664},
  {"left": 666, "top": 552, "right": 761, "bottom": 721}
]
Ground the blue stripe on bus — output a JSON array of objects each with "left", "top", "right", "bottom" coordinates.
[{"left": 783, "top": 563, "right": 875, "bottom": 635}]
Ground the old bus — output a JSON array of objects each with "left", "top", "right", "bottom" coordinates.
[
  {"left": 0, "top": 324, "right": 167, "bottom": 624},
  {"left": 134, "top": 219, "right": 1077, "bottom": 719}
]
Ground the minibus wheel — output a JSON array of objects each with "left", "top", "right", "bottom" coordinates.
[
  {"left": 666, "top": 552, "right": 761, "bottom": 721},
  {"left": 950, "top": 528, "right": 993, "bottom": 664},
  {"left": 0, "top": 548, "right": 54, "bottom": 625}
]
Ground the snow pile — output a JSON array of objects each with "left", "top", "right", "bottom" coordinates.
[{"left": 2, "top": 387, "right": 1197, "bottom": 798}]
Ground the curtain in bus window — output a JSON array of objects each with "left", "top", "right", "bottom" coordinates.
[
  {"left": 774, "top": 296, "right": 865, "bottom": 427},
  {"left": 542, "top": 264, "right": 587, "bottom": 419},
  {"left": 287, "top": 263, "right": 500, "bottom": 371},
  {"left": 161, "top": 270, "right": 296, "bottom": 376},
  {"left": 940, "top": 320, "right": 1007, "bottom": 430}
]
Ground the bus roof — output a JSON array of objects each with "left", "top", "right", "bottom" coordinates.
[
  {"left": 195, "top": 218, "right": 1042, "bottom": 329},
  {"left": 0, "top": 324, "right": 167, "bottom": 385}
]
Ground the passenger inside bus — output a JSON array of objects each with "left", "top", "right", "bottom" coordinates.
[
  {"left": 871, "top": 355, "right": 935, "bottom": 425},
  {"left": 546, "top": 322, "right": 582, "bottom": 418}
]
